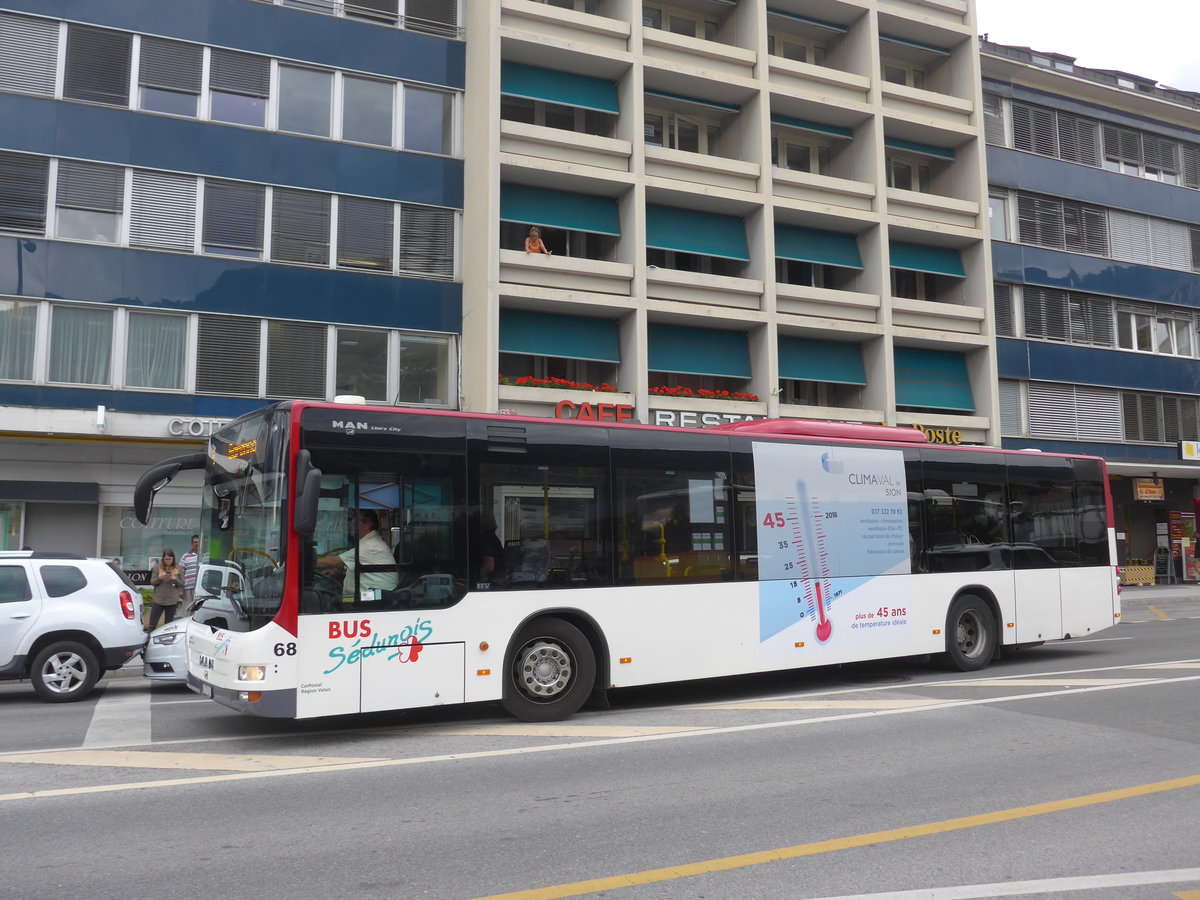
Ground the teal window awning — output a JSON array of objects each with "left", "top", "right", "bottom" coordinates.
[
  {"left": 770, "top": 114, "right": 852, "bottom": 139},
  {"left": 890, "top": 242, "right": 965, "bottom": 277},
  {"left": 879, "top": 33, "right": 951, "bottom": 55},
  {"left": 646, "top": 205, "right": 748, "bottom": 261},
  {"left": 501, "top": 184, "right": 620, "bottom": 236},
  {"left": 648, "top": 324, "right": 750, "bottom": 378},
  {"left": 775, "top": 224, "right": 862, "bottom": 269},
  {"left": 500, "top": 309, "right": 619, "bottom": 363},
  {"left": 884, "top": 137, "right": 955, "bottom": 160},
  {"left": 894, "top": 347, "right": 973, "bottom": 411},
  {"left": 766, "top": 9, "right": 848, "bottom": 33},
  {"left": 500, "top": 62, "right": 618, "bottom": 114},
  {"left": 645, "top": 89, "right": 739, "bottom": 113},
  {"left": 778, "top": 337, "right": 865, "bottom": 384}
]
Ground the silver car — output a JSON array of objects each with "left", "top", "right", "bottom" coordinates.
[{"left": 142, "top": 616, "right": 189, "bottom": 682}]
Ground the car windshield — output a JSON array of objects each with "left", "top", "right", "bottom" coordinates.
[{"left": 193, "top": 408, "right": 289, "bottom": 633}]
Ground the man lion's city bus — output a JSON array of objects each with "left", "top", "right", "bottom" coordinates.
[{"left": 134, "top": 401, "right": 1119, "bottom": 722}]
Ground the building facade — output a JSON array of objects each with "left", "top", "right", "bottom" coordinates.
[
  {"left": 981, "top": 41, "right": 1200, "bottom": 574},
  {"left": 0, "top": 0, "right": 464, "bottom": 560},
  {"left": 461, "top": 0, "right": 998, "bottom": 443}
]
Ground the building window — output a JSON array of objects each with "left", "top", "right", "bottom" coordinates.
[
  {"left": 988, "top": 193, "right": 1008, "bottom": 240},
  {"left": 499, "top": 353, "right": 617, "bottom": 392},
  {"left": 1104, "top": 125, "right": 1180, "bottom": 183},
  {"left": 886, "top": 154, "right": 931, "bottom": 192},
  {"left": 55, "top": 160, "right": 124, "bottom": 244},
  {"left": 767, "top": 31, "right": 825, "bottom": 65},
  {"left": 129, "top": 170, "right": 198, "bottom": 252},
  {"left": 0, "top": 151, "right": 50, "bottom": 235},
  {"left": 336, "top": 327, "right": 388, "bottom": 401},
  {"left": 993, "top": 283, "right": 1015, "bottom": 337},
  {"left": 500, "top": 96, "right": 615, "bottom": 138},
  {"left": 202, "top": 180, "right": 265, "bottom": 258},
  {"left": 0, "top": 12, "right": 60, "bottom": 98},
  {"left": 891, "top": 269, "right": 938, "bottom": 301},
  {"left": 138, "top": 37, "right": 202, "bottom": 117},
  {"left": 1116, "top": 307, "right": 1155, "bottom": 352},
  {"left": 0, "top": 299, "right": 37, "bottom": 381},
  {"left": 404, "top": 86, "right": 454, "bottom": 154},
  {"left": 1122, "top": 392, "right": 1164, "bottom": 443},
  {"left": 267, "top": 320, "right": 327, "bottom": 398},
  {"left": 782, "top": 380, "right": 862, "bottom": 408},
  {"left": 278, "top": 66, "right": 332, "bottom": 137},
  {"left": 343, "top": 76, "right": 395, "bottom": 147},
  {"left": 1016, "top": 192, "right": 1108, "bottom": 256},
  {"left": 196, "top": 315, "right": 260, "bottom": 396},
  {"left": 643, "top": 5, "right": 718, "bottom": 41},
  {"left": 338, "top": 196, "right": 393, "bottom": 271},
  {"left": 63, "top": 24, "right": 132, "bottom": 107},
  {"left": 399, "top": 204, "right": 455, "bottom": 278},
  {"left": 982, "top": 93, "right": 1005, "bottom": 146},
  {"left": 125, "top": 311, "right": 186, "bottom": 390},
  {"left": 209, "top": 49, "right": 270, "bottom": 128},
  {"left": 882, "top": 60, "right": 924, "bottom": 89},
  {"left": 49, "top": 305, "right": 113, "bottom": 385},
  {"left": 645, "top": 109, "right": 722, "bottom": 155},
  {"left": 271, "top": 188, "right": 331, "bottom": 266},
  {"left": 397, "top": 333, "right": 451, "bottom": 405},
  {"left": 647, "top": 248, "right": 744, "bottom": 278},
  {"left": 771, "top": 135, "right": 832, "bottom": 175}
]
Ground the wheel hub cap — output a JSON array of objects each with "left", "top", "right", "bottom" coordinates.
[{"left": 518, "top": 640, "right": 571, "bottom": 698}]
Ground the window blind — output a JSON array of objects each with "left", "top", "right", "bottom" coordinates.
[
  {"left": 1012, "top": 102, "right": 1056, "bottom": 156},
  {"left": 203, "top": 180, "right": 265, "bottom": 254},
  {"left": 129, "top": 170, "right": 197, "bottom": 251},
  {"left": 1023, "top": 286, "right": 1069, "bottom": 341},
  {"left": 139, "top": 37, "right": 202, "bottom": 93},
  {"left": 337, "top": 196, "right": 393, "bottom": 271},
  {"left": 399, "top": 204, "right": 454, "bottom": 278},
  {"left": 1028, "top": 382, "right": 1121, "bottom": 441},
  {"left": 56, "top": 160, "right": 124, "bottom": 212},
  {"left": 0, "top": 151, "right": 50, "bottom": 234},
  {"left": 992, "top": 282, "right": 1014, "bottom": 337},
  {"left": 1057, "top": 112, "right": 1101, "bottom": 166},
  {"left": 1122, "top": 392, "right": 1162, "bottom": 443},
  {"left": 982, "top": 93, "right": 1004, "bottom": 146},
  {"left": 0, "top": 12, "right": 59, "bottom": 97},
  {"left": 63, "top": 24, "right": 131, "bottom": 106},
  {"left": 209, "top": 49, "right": 270, "bottom": 97},
  {"left": 404, "top": 0, "right": 459, "bottom": 37},
  {"left": 1109, "top": 210, "right": 1152, "bottom": 264},
  {"left": 1150, "top": 218, "right": 1191, "bottom": 270},
  {"left": 346, "top": 0, "right": 400, "bottom": 25},
  {"left": 271, "top": 188, "right": 331, "bottom": 266},
  {"left": 266, "top": 320, "right": 327, "bottom": 398},
  {"left": 998, "top": 379, "right": 1023, "bottom": 436},
  {"left": 196, "top": 315, "right": 260, "bottom": 396}
]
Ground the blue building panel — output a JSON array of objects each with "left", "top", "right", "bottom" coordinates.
[
  {"left": 987, "top": 146, "right": 1200, "bottom": 224},
  {"left": 991, "top": 241, "right": 1200, "bottom": 308},
  {"left": 997, "top": 338, "right": 1200, "bottom": 394},
  {"left": 0, "top": 239, "right": 462, "bottom": 333},
  {"left": 0, "top": 94, "right": 464, "bottom": 207},
  {"left": 0, "top": 383, "right": 264, "bottom": 419},
  {"left": 0, "top": 0, "right": 464, "bottom": 88},
  {"left": 1000, "top": 437, "right": 1194, "bottom": 465}
]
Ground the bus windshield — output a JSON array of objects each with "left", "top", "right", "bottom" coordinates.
[{"left": 193, "top": 408, "right": 290, "bottom": 633}]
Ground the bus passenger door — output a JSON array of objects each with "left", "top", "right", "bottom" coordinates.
[{"left": 1008, "top": 455, "right": 1072, "bottom": 643}]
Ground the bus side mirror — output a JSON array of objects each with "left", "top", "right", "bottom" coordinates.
[
  {"left": 133, "top": 453, "right": 206, "bottom": 524},
  {"left": 293, "top": 450, "right": 322, "bottom": 536}
]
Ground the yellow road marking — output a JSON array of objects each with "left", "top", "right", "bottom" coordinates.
[
  {"left": 393, "top": 725, "right": 703, "bottom": 738},
  {"left": 695, "top": 699, "right": 941, "bottom": 710},
  {"left": 1148, "top": 605, "right": 1171, "bottom": 620},
  {"left": 473, "top": 774, "right": 1200, "bottom": 900},
  {"left": 0, "top": 750, "right": 382, "bottom": 772},
  {"left": 934, "top": 678, "right": 1147, "bottom": 688},
  {"left": 1174, "top": 892, "right": 1200, "bottom": 899}
]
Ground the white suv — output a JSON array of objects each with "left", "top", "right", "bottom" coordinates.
[{"left": 0, "top": 551, "right": 147, "bottom": 702}]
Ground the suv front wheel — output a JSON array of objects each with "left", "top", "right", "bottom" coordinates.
[{"left": 30, "top": 641, "right": 101, "bottom": 702}]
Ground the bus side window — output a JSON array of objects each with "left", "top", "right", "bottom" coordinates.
[{"left": 920, "top": 451, "right": 1010, "bottom": 573}]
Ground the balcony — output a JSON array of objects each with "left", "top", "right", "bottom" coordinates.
[
  {"left": 880, "top": 82, "right": 973, "bottom": 132},
  {"left": 773, "top": 168, "right": 876, "bottom": 212},
  {"left": 776, "top": 283, "right": 881, "bottom": 324},
  {"left": 500, "top": 120, "right": 633, "bottom": 173},
  {"left": 778, "top": 402, "right": 886, "bottom": 425},
  {"left": 647, "top": 267, "right": 763, "bottom": 311},
  {"left": 886, "top": 188, "right": 980, "bottom": 231},
  {"left": 878, "top": 0, "right": 969, "bottom": 28},
  {"left": 501, "top": 0, "right": 631, "bottom": 56},
  {"left": 890, "top": 297, "right": 984, "bottom": 334},
  {"left": 499, "top": 249, "right": 634, "bottom": 296},
  {"left": 767, "top": 58, "right": 871, "bottom": 110},
  {"left": 644, "top": 146, "right": 760, "bottom": 193},
  {"left": 641, "top": 28, "right": 756, "bottom": 85}
]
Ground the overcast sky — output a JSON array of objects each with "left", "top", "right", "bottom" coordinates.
[{"left": 975, "top": 0, "right": 1200, "bottom": 92}]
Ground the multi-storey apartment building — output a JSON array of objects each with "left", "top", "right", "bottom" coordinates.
[
  {"left": 982, "top": 41, "right": 1200, "bottom": 572},
  {"left": 0, "top": 1, "right": 463, "bottom": 559},
  {"left": 461, "top": 0, "right": 998, "bottom": 444}
]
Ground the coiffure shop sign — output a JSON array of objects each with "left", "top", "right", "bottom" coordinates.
[{"left": 167, "top": 417, "right": 230, "bottom": 437}]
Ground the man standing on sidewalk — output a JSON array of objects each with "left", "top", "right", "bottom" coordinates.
[{"left": 181, "top": 534, "right": 200, "bottom": 605}]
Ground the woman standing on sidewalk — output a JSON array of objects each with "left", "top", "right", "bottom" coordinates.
[{"left": 147, "top": 549, "right": 183, "bottom": 632}]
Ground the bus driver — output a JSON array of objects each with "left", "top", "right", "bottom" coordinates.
[{"left": 317, "top": 509, "right": 399, "bottom": 598}]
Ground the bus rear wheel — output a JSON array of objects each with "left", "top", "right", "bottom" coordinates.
[
  {"left": 502, "top": 618, "right": 596, "bottom": 722},
  {"left": 940, "top": 594, "right": 997, "bottom": 672}
]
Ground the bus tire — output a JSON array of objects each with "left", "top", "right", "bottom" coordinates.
[
  {"left": 30, "top": 641, "right": 101, "bottom": 702},
  {"left": 502, "top": 618, "right": 596, "bottom": 722},
  {"left": 939, "top": 594, "right": 996, "bottom": 672}
]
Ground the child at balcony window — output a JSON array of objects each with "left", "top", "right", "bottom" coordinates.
[{"left": 524, "top": 226, "right": 551, "bottom": 254}]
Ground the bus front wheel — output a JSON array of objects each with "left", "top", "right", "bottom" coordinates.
[
  {"left": 940, "top": 594, "right": 997, "bottom": 672},
  {"left": 502, "top": 618, "right": 596, "bottom": 722}
]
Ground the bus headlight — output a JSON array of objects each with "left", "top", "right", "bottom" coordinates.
[{"left": 238, "top": 665, "right": 267, "bottom": 682}]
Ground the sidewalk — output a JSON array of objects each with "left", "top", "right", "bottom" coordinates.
[{"left": 1120, "top": 581, "right": 1200, "bottom": 608}]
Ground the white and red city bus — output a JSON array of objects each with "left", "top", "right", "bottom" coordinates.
[{"left": 134, "top": 401, "right": 1119, "bottom": 721}]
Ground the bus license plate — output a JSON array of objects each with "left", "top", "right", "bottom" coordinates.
[{"left": 202, "top": 683, "right": 213, "bottom": 698}]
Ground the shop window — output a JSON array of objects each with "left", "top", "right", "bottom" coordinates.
[{"left": 101, "top": 506, "right": 201, "bottom": 573}]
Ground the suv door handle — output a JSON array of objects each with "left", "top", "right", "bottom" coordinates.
[{"left": 8, "top": 614, "right": 31, "bottom": 619}]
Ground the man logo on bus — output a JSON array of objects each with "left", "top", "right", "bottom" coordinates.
[{"left": 332, "top": 420, "right": 369, "bottom": 431}]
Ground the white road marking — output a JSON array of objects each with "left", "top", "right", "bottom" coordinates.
[
  {"left": 83, "top": 681, "right": 151, "bottom": 748},
  {"left": 1, "top": 749, "right": 382, "bottom": 771},
  {"left": 800, "top": 867, "right": 1200, "bottom": 899}
]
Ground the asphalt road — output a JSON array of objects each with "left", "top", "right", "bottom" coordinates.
[{"left": 1, "top": 586, "right": 1198, "bottom": 900}]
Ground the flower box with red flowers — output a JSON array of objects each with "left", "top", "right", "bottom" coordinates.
[{"left": 647, "top": 386, "right": 759, "bottom": 402}]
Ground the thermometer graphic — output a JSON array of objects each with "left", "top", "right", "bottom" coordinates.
[{"left": 792, "top": 478, "right": 833, "bottom": 643}]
